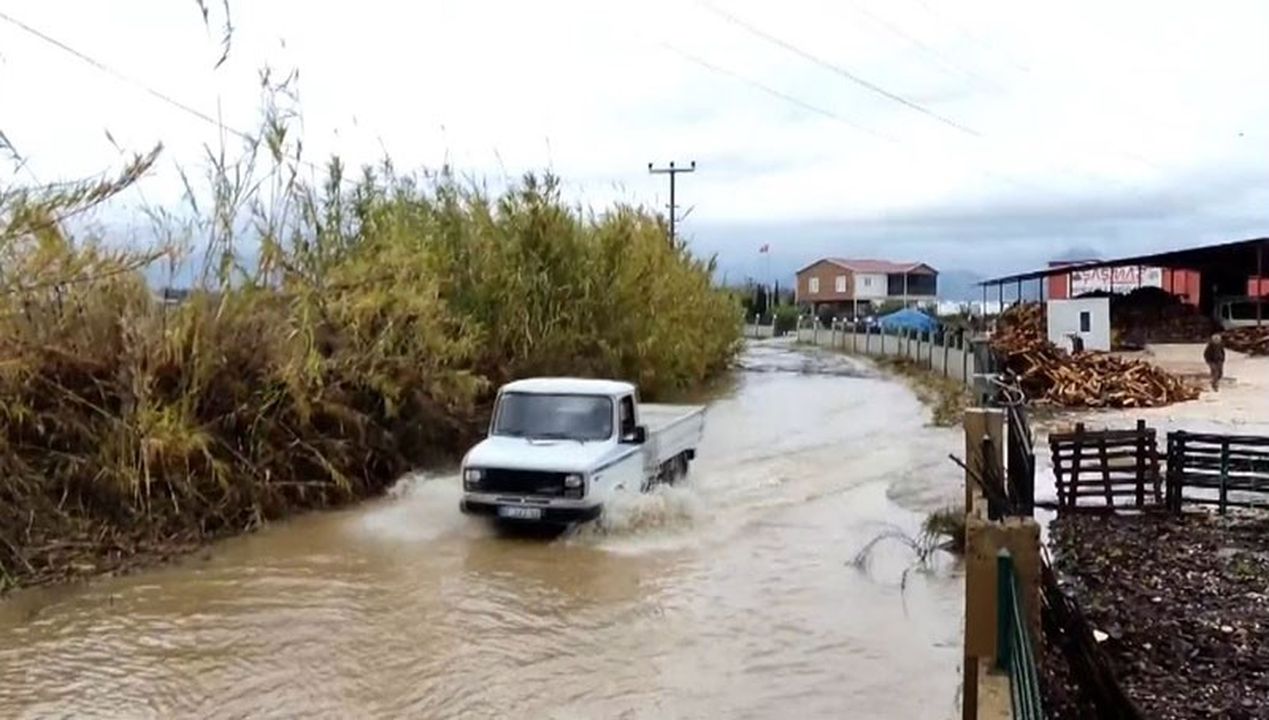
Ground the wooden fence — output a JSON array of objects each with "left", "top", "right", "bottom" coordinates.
[
  {"left": 1049, "top": 421, "right": 1161, "bottom": 512},
  {"left": 1166, "top": 431, "right": 1269, "bottom": 513}
]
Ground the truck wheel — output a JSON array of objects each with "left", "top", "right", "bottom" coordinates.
[{"left": 666, "top": 454, "right": 689, "bottom": 485}]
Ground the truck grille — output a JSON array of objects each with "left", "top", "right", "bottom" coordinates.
[{"left": 480, "top": 468, "right": 568, "bottom": 496}]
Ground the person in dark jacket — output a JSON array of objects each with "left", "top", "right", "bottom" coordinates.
[{"left": 1203, "top": 333, "right": 1225, "bottom": 391}]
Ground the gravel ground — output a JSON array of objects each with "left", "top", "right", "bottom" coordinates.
[{"left": 1046, "top": 512, "right": 1269, "bottom": 719}]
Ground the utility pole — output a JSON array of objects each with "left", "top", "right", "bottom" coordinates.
[{"left": 648, "top": 160, "right": 696, "bottom": 244}]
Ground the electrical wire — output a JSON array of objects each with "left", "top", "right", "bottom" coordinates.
[
  {"left": 845, "top": 0, "right": 1006, "bottom": 94},
  {"left": 693, "top": 2, "right": 1154, "bottom": 190},
  {"left": 0, "top": 8, "right": 357, "bottom": 188},
  {"left": 660, "top": 42, "right": 1044, "bottom": 194},
  {"left": 0, "top": 9, "right": 243, "bottom": 141},
  {"left": 697, "top": 0, "right": 982, "bottom": 138},
  {"left": 660, "top": 43, "right": 897, "bottom": 144},
  {"left": 909, "top": 0, "right": 1031, "bottom": 74}
]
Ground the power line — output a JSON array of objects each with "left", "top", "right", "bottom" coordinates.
[
  {"left": 0, "top": 9, "right": 241, "bottom": 140},
  {"left": 660, "top": 43, "right": 896, "bottom": 144},
  {"left": 846, "top": 1, "right": 1162, "bottom": 175},
  {"left": 693, "top": 3, "right": 1157, "bottom": 191},
  {"left": 697, "top": 0, "right": 982, "bottom": 138},
  {"left": 661, "top": 42, "right": 1047, "bottom": 194},
  {"left": 0, "top": 9, "right": 357, "bottom": 189},
  {"left": 909, "top": 0, "right": 1031, "bottom": 74},
  {"left": 845, "top": 0, "right": 1005, "bottom": 94}
]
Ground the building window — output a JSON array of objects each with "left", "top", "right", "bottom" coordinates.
[
  {"left": 1079, "top": 311, "right": 1091, "bottom": 333},
  {"left": 863, "top": 277, "right": 872, "bottom": 287},
  {"left": 835, "top": 275, "right": 846, "bottom": 293},
  {"left": 809, "top": 277, "right": 819, "bottom": 294}
]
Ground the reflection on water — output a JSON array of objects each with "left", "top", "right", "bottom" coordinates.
[{"left": 0, "top": 340, "right": 965, "bottom": 720}]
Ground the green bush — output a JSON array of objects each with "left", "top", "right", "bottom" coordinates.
[{"left": 773, "top": 305, "right": 800, "bottom": 335}]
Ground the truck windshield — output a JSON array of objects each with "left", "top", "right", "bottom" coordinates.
[{"left": 492, "top": 393, "right": 614, "bottom": 441}]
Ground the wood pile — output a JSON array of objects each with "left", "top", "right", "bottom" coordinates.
[
  {"left": 992, "top": 304, "right": 1200, "bottom": 408},
  {"left": 1104, "top": 287, "right": 1216, "bottom": 349},
  {"left": 1224, "top": 326, "right": 1269, "bottom": 356}
]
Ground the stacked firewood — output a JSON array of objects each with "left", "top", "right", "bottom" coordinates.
[
  {"left": 992, "top": 304, "right": 1200, "bottom": 408},
  {"left": 1107, "top": 287, "right": 1216, "bottom": 348},
  {"left": 1224, "top": 326, "right": 1269, "bottom": 356}
]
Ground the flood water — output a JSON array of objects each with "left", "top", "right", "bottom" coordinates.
[{"left": 0, "top": 342, "right": 966, "bottom": 720}]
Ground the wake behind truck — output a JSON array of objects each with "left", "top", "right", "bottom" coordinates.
[{"left": 459, "top": 378, "right": 705, "bottom": 524}]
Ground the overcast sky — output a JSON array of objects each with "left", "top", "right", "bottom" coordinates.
[{"left": 4, "top": 0, "right": 1269, "bottom": 285}]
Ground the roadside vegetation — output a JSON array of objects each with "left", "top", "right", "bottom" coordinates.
[
  {"left": 922, "top": 506, "right": 965, "bottom": 553},
  {"left": 875, "top": 356, "right": 970, "bottom": 426},
  {"left": 0, "top": 89, "right": 741, "bottom": 593}
]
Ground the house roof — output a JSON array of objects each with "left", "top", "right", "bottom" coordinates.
[{"left": 796, "top": 258, "right": 938, "bottom": 275}]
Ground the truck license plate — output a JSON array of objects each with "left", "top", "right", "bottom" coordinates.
[{"left": 497, "top": 506, "right": 542, "bottom": 520}]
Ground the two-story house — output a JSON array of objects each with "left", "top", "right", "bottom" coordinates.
[{"left": 794, "top": 258, "right": 938, "bottom": 316}]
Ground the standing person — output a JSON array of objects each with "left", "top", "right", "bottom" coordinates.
[
  {"left": 1066, "top": 332, "right": 1085, "bottom": 354},
  {"left": 1204, "top": 333, "right": 1225, "bottom": 391}
]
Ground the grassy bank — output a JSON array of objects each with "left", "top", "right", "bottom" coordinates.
[
  {"left": 0, "top": 142, "right": 740, "bottom": 593},
  {"left": 873, "top": 357, "right": 970, "bottom": 427}
]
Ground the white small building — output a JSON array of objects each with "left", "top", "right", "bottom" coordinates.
[{"left": 1046, "top": 298, "right": 1111, "bottom": 352}]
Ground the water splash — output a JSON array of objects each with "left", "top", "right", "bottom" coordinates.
[{"left": 573, "top": 484, "right": 703, "bottom": 539}]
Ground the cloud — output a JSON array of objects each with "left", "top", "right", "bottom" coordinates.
[{"left": 4, "top": 0, "right": 1269, "bottom": 285}]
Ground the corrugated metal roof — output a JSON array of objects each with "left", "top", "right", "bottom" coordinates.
[{"left": 979, "top": 236, "right": 1269, "bottom": 287}]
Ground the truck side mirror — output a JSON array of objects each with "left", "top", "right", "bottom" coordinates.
[{"left": 623, "top": 425, "right": 647, "bottom": 445}]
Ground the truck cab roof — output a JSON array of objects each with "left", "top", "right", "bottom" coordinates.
[{"left": 499, "top": 377, "right": 636, "bottom": 397}]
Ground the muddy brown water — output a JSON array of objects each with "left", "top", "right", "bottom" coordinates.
[{"left": 0, "top": 342, "right": 965, "bottom": 720}]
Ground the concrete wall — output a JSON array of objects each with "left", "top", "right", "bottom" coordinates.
[
  {"left": 743, "top": 323, "right": 776, "bottom": 339},
  {"left": 793, "top": 321, "right": 978, "bottom": 386},
  {"left": 1046, "top": 297, "right": 1111, "bottom": 352}
]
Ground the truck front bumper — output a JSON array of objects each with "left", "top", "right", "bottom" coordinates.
[{"left": 459, "top": 498, "right": 603, "bottom": 524}]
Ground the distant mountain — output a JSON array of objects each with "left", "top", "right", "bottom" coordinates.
[{"left": 937, "top": 269, "right": 986, "bottom": 301}]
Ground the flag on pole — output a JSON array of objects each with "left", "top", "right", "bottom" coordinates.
[{"left": 759, "top": 244, "right": 769, "bottom": 253}]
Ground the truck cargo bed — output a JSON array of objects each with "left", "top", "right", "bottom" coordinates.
[{"left": 640, "top": 403, "right": 706, "bottom": 472}]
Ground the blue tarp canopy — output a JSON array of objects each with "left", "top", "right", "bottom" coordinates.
[{"left": 878, "top": 308, "right": 939, "bottom": 333}]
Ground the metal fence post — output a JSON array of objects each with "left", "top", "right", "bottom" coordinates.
[
  {"left": 1220, "top": 436, "right": 1231, "bottom": 515},
  {"left": 1135, "top": 419, "right": 1147, "bottom": 509}
]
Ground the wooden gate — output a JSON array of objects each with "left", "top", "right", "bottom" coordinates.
[
  {"left": 1049, "top": 420, "right": 1161, "bottom": 512},
  {"left": 1166, "top": 431, "right": 1269, "bottom": 513}
]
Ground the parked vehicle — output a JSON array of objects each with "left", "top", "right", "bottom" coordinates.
[
  {"left": 1214, "top": 295, "right": 1268, "bottom": 329},
  {"left": 459, "top": 378, "right": 705, "bottom": 524}
]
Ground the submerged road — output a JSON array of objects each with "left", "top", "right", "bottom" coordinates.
[{"left": 0, "top": 342, "right": 965, "bottom": 720}]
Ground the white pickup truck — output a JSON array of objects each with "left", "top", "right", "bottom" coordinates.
[{"left": 459, "top": 377, "right": 706, "bottom": 524}]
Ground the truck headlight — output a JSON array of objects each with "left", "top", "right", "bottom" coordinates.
[
  {"left": 463, "top": 468, "right": 483, "bottom": 490},
  {"left": 563, "top": 474, "right": 583, "bottom": 488},
  {"left": 563, "top": 474, "right": 584, "bottom": 498}
]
